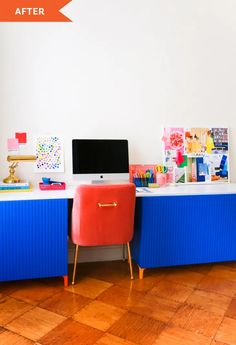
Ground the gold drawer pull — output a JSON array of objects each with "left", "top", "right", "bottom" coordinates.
[{"left": 98, "top": 202, "right": 118, "bottom": 208}]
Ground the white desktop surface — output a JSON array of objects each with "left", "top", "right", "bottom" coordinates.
[
  {"left": 0, "top": 183, "right": 236, "bottom": 201},
  {"left": 135, "top": 183, "right": 236, "bottom": 197},
  {"left": 0, "top": 186, "right": 75, "bottom": 202}
]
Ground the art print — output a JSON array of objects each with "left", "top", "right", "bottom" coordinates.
[{"left": 35, "top": 136, "right": 64, "bottom": 172}]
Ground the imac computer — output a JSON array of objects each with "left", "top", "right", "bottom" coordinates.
[{"left": 72, "top": 139, "right": 130, "bottom": 184}]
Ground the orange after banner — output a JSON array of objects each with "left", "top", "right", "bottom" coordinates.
[{"left": 0, "top": 0, "right": 72, "bottom": 22}]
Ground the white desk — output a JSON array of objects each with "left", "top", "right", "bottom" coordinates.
[
  {"left": 1, "top": 183, "right": 236, "bottom": 282},
  {"left": 132, "top": 182, "right": 236, "bottom": 278},
  {"left": 0, "top": 186, "right": 75, "bottom": 201},
  {"left": 0, "top": 182, "right": 236, "bottom": 201},
  {"left": 0, "top": 189, "right": 69, "bottom": 285}
]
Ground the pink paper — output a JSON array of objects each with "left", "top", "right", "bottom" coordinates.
[{"left": 7, "top": 138, "right": 19, "bottom": 151}]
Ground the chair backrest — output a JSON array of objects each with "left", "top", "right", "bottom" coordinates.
[{"left": 71, "top": 183, "right": 136, "bottom": 246}]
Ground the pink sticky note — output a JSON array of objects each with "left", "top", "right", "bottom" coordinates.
[
  {"left": 7, "top": 138, "right": 19, "bottom": 151},
  {"left": 15, "top": 132, "right": 27, "bottom": 144}
]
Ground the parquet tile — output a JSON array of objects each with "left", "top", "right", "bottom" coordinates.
[
  {"left": 208, "top": 265, "right": 236, "bottom": 282},
  {"left": 10, "top": 281, "right": 63, "bottom": 305},
  {"left": 6, "top": 307, "right": 66, "bottom": 341},
  {"left": 185, "top": 263, "right": 213, "bottom": 275},
  {"left": 169, "top": 303, "right": 222, "bottom": 337},
  {"left": 186, "top": 289, "right": 231, "bottom": 315},
  {"left": 149, "top": 279, "right": 194, "bottom": 303},
  {"left": 197, "top": 275, "right": 236, "bottom": 297},
  {"left": 2, "top": 261, "right": 236, "bottom": 345},
  {"left": 0, "top": 296, "right": 32, "bottom": 326},
  {"left": 117, "top": 274, "right": 163, "bottom": 293},
  {"left": 130, "top": 293, "right": 180, "bottom": 323},
  {"left": 215, "top": 317, "right": 236, "bottom": 345},
  {"left": 39, "top": 290, "right": 90, "bottom": 317},
  {"left": 153, "top": 326, "right": 212, "bottom": 345},
  {"left": 225, "top": 298, "right": 236, "bottom": 320},
  {"left": 211, "top": 340, "right": 229, "bottom": 345},
  {"left": 94, "top": 333, "right": 138, "bottom": 345},
  {"left": 38, "top": 318, "right": 103, "bottom": 345},
  {"left": 97, "top": 285, "right": 144, "bottom": 310},
  {"left": 65, "top": 277, "right": 112, "bottom": 298},
  {"left": 0, "top": 330, "right": 34, "bottom": 344},
  {"left": 164, "top": 269, "right": 204, "bottom": 288},
  {"left": 73, "top": 300, "right": 126, "bottom": 331},
  {"left": 108, "top": 311, "right": 166, "bottom": 345}
]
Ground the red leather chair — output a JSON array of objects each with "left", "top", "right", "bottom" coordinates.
[{"left": 71, "top": 183, "right": 136, "bottom": 284}]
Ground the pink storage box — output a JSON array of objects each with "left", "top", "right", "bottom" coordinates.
[{"left": 39, "top": 182, "right": 66, "bottom": 190}]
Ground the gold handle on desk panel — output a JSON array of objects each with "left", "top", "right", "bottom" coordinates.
[{"left": 97, "top": 202, "right": 118, "bottom": 208}]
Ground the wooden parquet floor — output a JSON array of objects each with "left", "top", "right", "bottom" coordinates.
[{"left": 1, "top": 260, "right": 236, "bottom": 344}]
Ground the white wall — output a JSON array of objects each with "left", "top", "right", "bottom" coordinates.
[{"left": 1, "top": 0, "right": 236, "bottom": 184}]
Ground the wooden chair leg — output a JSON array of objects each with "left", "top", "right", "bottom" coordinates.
[
  {"left": 72, "top": 244, "right": 79, "bottom": 285},
  {"left": 127, "top": 242, "right": 134, "bottom": 280}
]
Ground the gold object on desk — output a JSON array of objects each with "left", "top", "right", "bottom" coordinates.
[{"left": 3, "top": 155, "right": 36, "bottom": 184}]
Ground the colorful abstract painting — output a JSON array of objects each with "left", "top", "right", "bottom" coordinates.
[{"left": 35, "top": 136, "right": 64, "bottom": 172}]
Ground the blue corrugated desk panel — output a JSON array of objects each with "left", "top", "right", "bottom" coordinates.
[
  {"left": 131, "top": 194, "right": 236, "bottom": 268},
  {"left": 0, "top": 199, "right": 68, "bottom": 282}
]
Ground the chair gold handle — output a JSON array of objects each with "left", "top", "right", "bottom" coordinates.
[{"left": 98, "top": 202, "right": 118, "bottom": 208}]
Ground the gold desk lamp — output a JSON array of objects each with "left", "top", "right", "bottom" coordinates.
[{"left": 3, "top": 155, "right": 36, "bottom": 184}]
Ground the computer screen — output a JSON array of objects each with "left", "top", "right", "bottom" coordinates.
[{"left": 72, "top": 139, "right": 129, "bottom": 183}]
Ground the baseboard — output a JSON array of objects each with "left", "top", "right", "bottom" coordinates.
[{"left": 68, "top": 241, "right": 127, "bottom": 263}]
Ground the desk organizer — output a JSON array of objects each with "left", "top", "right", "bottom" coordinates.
[
  {"left": 130, "top": 165, "right": 155, "bottom": 187},
  {"left": 130, "top": 164, "right": 170, "bottom": 187},
  {"left": 39, "top": 182, "right": 66, "bottom": 190},
  {"left": 133, "top": 177, "right": 154, "bottom": 187}
]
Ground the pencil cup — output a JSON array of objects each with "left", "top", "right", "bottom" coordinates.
[{"left": 156, "top": 173, "right": 167, "bottom": 186}]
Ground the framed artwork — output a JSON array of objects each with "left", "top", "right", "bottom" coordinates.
[
  {"left": 34, "top": 135, "right": 64, "bottom": 173},
  {"left": 162, "top": 127, "right": 229, "bottom": 184}
]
